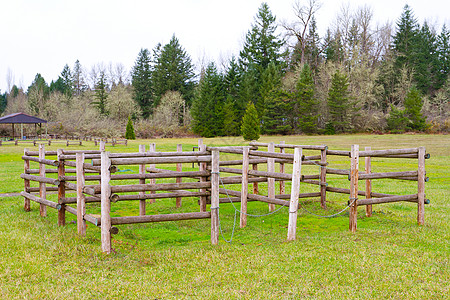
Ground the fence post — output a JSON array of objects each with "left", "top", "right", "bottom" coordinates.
[
  {"left": 57, "top": 149, "right": 66, "bottom": 226},
  {"left": 210, "top": 150, "right": 219, "bottom": 245},
  {"left": 268, "top": 142, "right": 275, "bottom": 212},
  {"left": 23, "top": 148, "right": 31, "bottom": 211},
  {"left": 198, "top": 139, "right": 207, "bottom": 212},
  {"left": 39, "top": 144, "right": 47, "bottom": 217},
  {"left": 279, "top": 141, "right": 285, "bottom": 195},
  {"left": 76, "top": 152, "right": 86, "bottom": 236},
  {"left": 139, "top": 144, "right": 146, "bottom": 215},
  {"left": 349, "top": 144, "right": 359, "bottom": 233},
  {"left": 320, "top": 145, "right": 327, "bottom": 208},
  {"left": 287, "top": 147, "right": 302, "bottom": 241},
  {"left": 365, "top": 146, "right": 372, "bottom": 217},
  {"left": 417, "top": 146, "right": 426, "bottom": 225},
  {"left": 148, "top": 143, "right": 156, "bottom": 203},
  {"left": 240, "top": 147, "right": 250, "bottom": 228},
  {"left": 176, "top": 144, "right": 183, "bottom": 208},
  {"left": 101, "top": 149, "right": 112, "bottom": 254}
]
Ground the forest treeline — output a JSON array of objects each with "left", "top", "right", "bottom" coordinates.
[{"left": 1, "top": 2, "right": 449, "bottom": 138}]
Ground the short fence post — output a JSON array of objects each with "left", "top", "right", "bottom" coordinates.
[
  {"left": 176, "top": 144, "right": 183, "bottom": 208},
  {"left": 268, "top": 142, "right": 275, "bottom": 212},
  {"left": 101, "top": 149, "right": 112, "bottom": 254},
  {"left": 240, "top": 147, "right": 250, "bottom": 228},
  {"left": 349, "top": 144, "right": 359, "bottom": 233},
  {"left": 39, "top": 144, "right": 47, "bottom": 217},
  {"left": 320, "top": 145, "right": 327, "bottom": 208},
  {"left": 139, "top": 144, "right": 146, "bottom": 215},
  {"left": 365, "top": 146, "right": 372, "bottom": 217},
  {"left": 279, "top": 141, "right": 285, "bottom": 195},
  {"left": 76, "top": 152, "right": 86, "bottom": 236},
  {"left": 57, "top": 149, "right": 66, "bottom": 226},
  {"left": 198, "top": 140, "right": 207, "bottom": 212},
  {"left": 148, "top": 143, "right": 156, "bottom": 203},
  {"left": 210, "top": 150, "right": 219, "bottom": 245},
  {"left": 23, "top": 148, "right": 31, "bottom": 211},
  {"left": 287, "top": 147, "right": 302, "bottom": 241},
  {"left": 417, "top": 146, "right": 426, "bottom": 225}
]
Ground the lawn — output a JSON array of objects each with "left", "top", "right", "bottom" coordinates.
[{"left": 0, "top": 134, "right": 449, "bottom": 299}]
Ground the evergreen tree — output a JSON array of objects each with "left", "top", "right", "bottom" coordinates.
[
  {"left": 0, "top": 91, "right": 6, "bottom": 114},
  {"left": 49, "top": 77, "right": 66, "bottom": 94},
  {"left": 260, "top": 62, "right": 284, "bottom": 133},
  {"left": 387, "top": 105, "right": 408, "bottom": 132},
  {"left": 72, "top": 59, "right": 87, "bottom": 96},
  {"left": 131, "top": 48, "right": 153, "bottom": 118},
  {"left": 393, "top": 5, "right": 419, "bottom": 70},
  {"left": 222, "top": 96, "right": 240, "bottom": 136},
  {"left": 404, "top": 87, "right": 426, "bottom": 130},
  {"left": 327, "top": 70, "right": 351, "bottom": 133},
  {"left": 60, "top": 64, "right": 73, "bottom": 98},
  {"left": 296, "top": 63, "right": 319, "bottom": 134},
  {"left": 224, "top": 57, "right": 244, "bottom": 132},
  {"left": 125, "top": 116, "right": 136, "bottom": 139},
  {"left": 152, "top": 35, "right": 195, "bottom": 107},
  {"left": 261, "top": 90, "right": 291, "bottom": 135},
  {"left": 191, "top": 63, "right": 225, "bottom": 137},
  {"left": 93, "top": 71, "right": 109, "bottom": 115},
  {"left": 437, "top": 25, "right": 450, "bottom": 89},
  {"left": 27, "top": 73, "right": 49, "bottom": 115},
  {"left": 241, "top": 102, "right": 260, "bottom": 141}
]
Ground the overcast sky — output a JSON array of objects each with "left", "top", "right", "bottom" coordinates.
[{"left": 1, "top": 0, "right": 449, "bottom": 92}]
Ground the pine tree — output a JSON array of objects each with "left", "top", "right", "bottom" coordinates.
[
  {"left": 393, "top": 5, "right": 419, "bottom": 70},
  {"left": 27, "top": 73, "right": 49, "bottom": 115},
  {"left": 260, "top": 62, "right": 284, "bottom": 133},
  {"left": 125, "top": 116, "right": 136, "bottom": 139},
  {"left": 60, "top": 64, "right": 73, "bottom": 98},
  {"left": 404, "top": 87, "right": 426, "bottom": 130},
  {"left": 327, "top": 70, "right": 351, "bottom": 133},
  {"left": 131, "top": 48, "right": 153, "bottom": 119},
  {"left": 261, "top": 90, "right": 291, "bottom": 135},
  {"left": 223, "top": 96, "right": 240, "bottom": 136},
  {"left": 241, "top": 102, "right": 260, "bottom": 141},
  {"left": 296, "top": 63, "right": 319, "bottom": 134},
  {"left": 437, "top": 25, "right": 450, "bottom": 89},
  {"left": 93, "top": 71, "right": 108, "bottom": 115},
  {"left": 72, "top": 60, "right": 86, "bottom": 96},
  {"left": 0, "top": 91, "right": 6, "bottom": 114}
]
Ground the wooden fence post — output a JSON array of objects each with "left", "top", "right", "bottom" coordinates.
[
  {"left": 240, "top": 147, "right": 250, "bottom": 228},
  {"left": 287, "top": 147, "right": 303, "bottom": 241},
  {"left": 101, "top": 150, "right": 112, "bottom": 254},
  {"left": 417, "top": 146, "right": 426, "bottom": 225},
  {"left": 76, "top": 152, "right": 86, "bottom": 236},
  {"left": 279, "top": 141, "right": 285, "bottom": 195},
  {"left": 24, "top": 148, "right": 31, "bottom": 211},
  {"left": 139, "top": 144, "right": 146, "bottom": 215},
  {"left": 365, "top": 146, "right": 372, "bottom": 217},
  {"left": 199, "top": 140, "right": 207, "bottom": 212},
  {"left": 320, "top": 145, "right": 327, "bottom": 208},
  {"left": 349, "top": 144, "right": 359, "bottom": 233},
  {"left": 176, "top": 144, "right": 183, "bottom": 208},
  {"left": 39, "top": 144, "right": 47, "bottom": 217},
  {"left": 149, "top": 143, "right": 156, "bottom": 204},
  {"left": 268, "top": 142, "right": 275, "bottom": 212},
  {"left": 57, "top": 149, "right": 66, "bottom": 226},
  {"left": 211, "top": 150, "right": 219, "bottom": 245}
]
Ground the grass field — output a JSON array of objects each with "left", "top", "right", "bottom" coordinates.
[{"left": 0, "top": 134, "right": 449, "bottom": 299}]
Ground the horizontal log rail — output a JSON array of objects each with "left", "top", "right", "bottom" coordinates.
[
  {"left": 357, "top": 194, "right": 419, "bottom": 205},
  {"left": 27, "top": 186, "right": 59, "bottom": 193},
  {"left": 27, "top": 168, "right": 97, "bottom": 174},
  {"left": 20, "top": 174, "right": 60, "bottom": 186},
  {"left": 326, "top": 168, "right": 349, "bottom": 175},
  {"left": 63, "top": 181, "right": 97, "bottom": 195},
  {"left": 63, "top": 160, "right": 102, "bottom": 172},
  {"left": 249, "top": 141, "right": 327, "bottom": 150},
  {"left": 20, "top": 191, "right": 61, "bottom": 210},
  {"left": 111, "top": 212, "right": 211, "bottom": 225},
  {"left": 92, "top": 155, "right": 212, "bottom": 166},
  {"left": 22, "top": 155, "right": 59, "bottom": 167},
  {"left": 109, "top": 181, "right": 211, "bottom": 194},
  {"left": 248, "top": 169, "right": 292, "bottom": 180},
  {"left": 59, "top": 151, "right": 211, "bottom": 160},
  {"left": 357, "top": 170, "right": 418, "bottom": 180},
  {"left": 61, "top": 170, "right": 210, "bottom": 182}
]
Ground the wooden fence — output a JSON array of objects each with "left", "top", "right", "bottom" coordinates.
[{"left": 20, "top": 140, "right": 429, "bottom": 253}]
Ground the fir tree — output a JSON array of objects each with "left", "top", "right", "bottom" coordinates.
[
  {"left": 93, "top": 71, "right": 108, "bottom": 115},
  {"left": 393, "top": 5, "right": 419, "bottom": 70},
  {"left": 60, "top": 64, "right": 73, "bottom": 98},
  {"left": 27, "top": 73, "right": 49, "bottom": 115},
  {"left": 72, "top": 59, "right": 86, "bottom": 96},
  {"left": 327, "top": 70, "right": 351, "bottom": 133},
  {"left": 223, "top": 96, "right": 240, "bottom": 136},
  {"left": 0, "top": 91, "right": 6, "bottom": 114},
  {"left": 131, "top": 48, "right": 153, "bottom": 118},
  {"left": 437, "top": 25, "right": 450, "bottom": 89},
  {"left": 125, "top": 116, "right": 136, "bottom": 139},
  {"left": 404, "top": 87, "right": 426, "bottom": 130},
  {"left": 296, "top": 64, "right": 319, "bottom": 134},
  {"left": 241, "top": 102, "right": 260, "bottom": 141}
]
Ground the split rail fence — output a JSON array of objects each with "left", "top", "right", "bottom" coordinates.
[{"left": 20, "top": 140, "right": 429, "bottom": 253}]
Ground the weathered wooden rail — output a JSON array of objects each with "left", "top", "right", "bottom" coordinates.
[{"left": 20, "top": 139, "right": 429, "bottom": 253}]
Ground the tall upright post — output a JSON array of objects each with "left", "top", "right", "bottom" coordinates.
[
  {"left": 240, "top": 147, "right": 250, "bottom": 228},
  {"left": 39, "top": 144, "right": 47, "bottom": 217},
  {"left": 139, "top": 144, "right": 146, "bottom": 215},
  {"left": 320, "top": 145, "right": 327, "bottom": 208},
  {"left": 76, "top": 152, "right": 86, "bottom": 236},
  {"left": 365, "top": 146, "right": 372, "bottom": 217},
  {"left": 24, "top": 148, "right": 31, "bottom": 211},
  {"left": 57, "top": 149, "right": 65, "bottom": 225},
  {"left": 287, "top": 147, "right": 303, "bottom": 241},
  {"left": 349, "top": 144, "right": 359, "bottom": 233},
  {"left": 101, "top": 150, "right": 112, "bottom": 254},
  {"left": 210, "top": 150, "right": 220, "bottom": 245},
  {"left": 417, "top": 147, "right": 426, "bottom": 225},
  {"left": 279, "top": 141, "right": 285, "bottom": 195},
  {"left": 198, "top": 140, "right": 207, "bottom": 212},
  {"left": 268, "top": 142, "right": 275, "bottom": 212},
  {"left": 176, "top": 144, "right": 183, "bottom": 208},
  {"left": 148, "top": 143, "right": 156, "bottom": 203}
]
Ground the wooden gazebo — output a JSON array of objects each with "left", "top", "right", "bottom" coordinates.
[{"left": 0, "top": 112, "right": 48, "bottom": 140}]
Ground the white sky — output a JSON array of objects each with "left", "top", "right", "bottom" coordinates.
[{"left": 1, "top": 0, "right": 449, "bottom": 92}]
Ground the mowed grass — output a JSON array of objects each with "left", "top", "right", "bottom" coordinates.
[{"left": 0, "top": 134, "right": 449, "bottom": 299}]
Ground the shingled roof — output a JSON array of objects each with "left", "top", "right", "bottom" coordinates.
[{"left": 0, "top": 112, "right": 47, "bottom": 124}]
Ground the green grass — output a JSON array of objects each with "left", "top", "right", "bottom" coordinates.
[{"left": 0, "top": 134, "right": 449, "bottom": 299}]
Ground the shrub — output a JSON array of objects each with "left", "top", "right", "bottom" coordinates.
[{"left": 125, "top": 116, "right": 136, "bottom": 139}]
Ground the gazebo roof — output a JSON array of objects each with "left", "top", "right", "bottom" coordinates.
[{"left": 0, "top": 112, "right": 47, "bottom": 124}]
